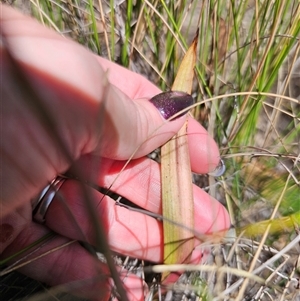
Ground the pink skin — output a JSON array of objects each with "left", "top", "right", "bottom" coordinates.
[{"left": 0, "top": 4, "right": 230, "bottom": 301}]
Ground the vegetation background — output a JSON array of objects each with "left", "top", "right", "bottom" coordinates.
[{"left": 1, "top": 0, "right": 299, "bottom": 300}]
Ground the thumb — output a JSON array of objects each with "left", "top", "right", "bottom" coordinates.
[
  {"left": 0, "top": 5, "right": 191, "bottom": 213},
  {"left": 1, "top": 4, "right": 190, "bottom": 160}
]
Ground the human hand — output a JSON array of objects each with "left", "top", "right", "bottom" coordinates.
[{"left": 0, "top": 4, "right": 230, "bottom": 301}]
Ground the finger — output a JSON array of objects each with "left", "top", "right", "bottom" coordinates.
[
  {"left": 187, "top": 117, "right": 220, "bottom": 174},
  {"left": 95, "top": 56, "right": 160, "bottom": 99},
  {"left": 1, "top": 222, "right": 146, "bottom": 301},
  {"left": 46, "top": 180, "right": 230, "bottom": 262},
  {"left": 1, "top": 223, "right": 112, "bottom": 301},
  {"left": 69, "top": 117, "right": 221, "bottom": 213},
  {"left": 0, "top": 204, "right": 32, "bottom": 254}
]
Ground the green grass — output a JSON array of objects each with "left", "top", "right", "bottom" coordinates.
[{"left": 2, "top": 0, "right": 300, "bottom": 300}]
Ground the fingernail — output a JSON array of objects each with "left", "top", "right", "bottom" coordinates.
[
  {"left": 149, "top": 91, "right": 194, "bottom": 120},
  {"left": 208, "top": 159, "right": 226, "bottom": 177}
]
